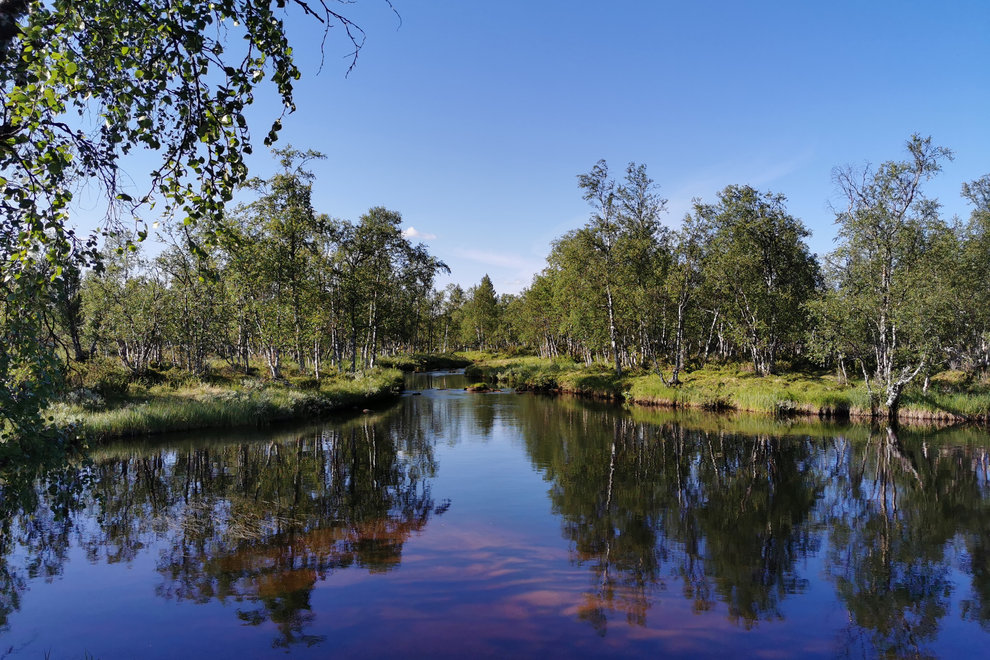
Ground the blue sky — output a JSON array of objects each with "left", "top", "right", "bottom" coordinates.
[{"left": 108, "top": 1, "right": 990, "bottom": 294}]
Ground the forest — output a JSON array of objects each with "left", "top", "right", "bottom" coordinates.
[
  {"left": 2, "top": 0, "right": 987, "bottom": 448},
  {"left": 6, "top": 3, "right": 990, "bottom": 657},
  {"left": 452, "top": 136, "right": 990, "bottom": 419},
  {"left": 5, "top": 134, "right": 988, "bottom": 445}
]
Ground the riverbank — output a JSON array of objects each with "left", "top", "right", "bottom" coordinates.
[
  {"left": 50, "top": 368, "right": 404, "bottom": 442},
  {"left": 376, "top": 352, "right": 472, "bottom": 372},
  {"left": 465, "top": 356, "right": 990, "bottom": 424}
]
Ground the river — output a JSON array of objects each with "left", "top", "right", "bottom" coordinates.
[{"left": 1, "top": 370, "right": 989, "bottom": 658}]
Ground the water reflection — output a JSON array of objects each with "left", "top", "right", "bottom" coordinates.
[
  {"left": 825, "top": 426, "right": 988, "bottom": 658},
  {"left": 518, "top": 397, "right": 990, "bottom": 654},
  {"left": 1, "top": 390, "right": 990, "bottom": 656},
  {"left": 0, "top": 415, "right": 447, "bottom": 648},
  {"left": 404, "top": 369, "right": 469, "bottom": 392},
  {"left": 0, "top": 455, "right": 88, "bottom": 633},
  {"left": 520, "top": 398, "right": 825, "bottom": 634}
]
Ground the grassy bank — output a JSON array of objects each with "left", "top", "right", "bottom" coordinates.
[
  {"left": 376, "top": 352, "right": 472, "bottom": 372},
  {"left": 50, "top": 368, "right": 404, "bottom": 442},
  {"left": 466, "top": 355, "right": 990, "bottom": 423}
]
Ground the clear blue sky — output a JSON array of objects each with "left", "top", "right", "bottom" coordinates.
[{"left": 115, "top": 1, "right": 990, "bottom": 294}]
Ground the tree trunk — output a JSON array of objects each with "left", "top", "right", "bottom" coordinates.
[
  {"left": 368, "top": 296, "right": 378, "bottom": 369},
  {"left": 605, "top": 281, "right": 621, "bottom": 377},
  {"left": 885, "top": 383, "right": 903, "bottom": 421},
  {"left": 672, "top": 299, "right": 686, "bottom": 385},
  {"left": 266, "top": 346, "right": 281, "bottom": 380},
  {"left": 350, "top": 327, "right": 358, "bottom": 373}
]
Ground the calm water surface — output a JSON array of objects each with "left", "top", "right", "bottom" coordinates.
[{"left": 2, "top": 371, "right": 990, "bottom": 658}]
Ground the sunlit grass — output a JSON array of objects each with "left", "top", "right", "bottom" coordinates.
[
  {"left": 900, "top": 390, "right": 990, "bottom": 420},
  {"left": 50, "top": 368, "right": 403, "bottom": 441},
  {"left": 626, "top": 369, "right": 873, "bottom": 416},
  {"left": 465, "top": 355, "right": 990, "bottom": 423}
]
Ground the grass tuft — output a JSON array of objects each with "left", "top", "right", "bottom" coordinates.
[{"left": 50, "top": 368, "right": 403, "bottom": 441}]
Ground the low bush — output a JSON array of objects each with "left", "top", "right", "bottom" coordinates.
[
  {"left": 76, "top": 359, "right": 131, "bottom": 398},
  {"left": 288, "top": 375, "right": 321, "bottom": 391}
]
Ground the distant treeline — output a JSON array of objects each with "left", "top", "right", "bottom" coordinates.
[{"left": 21, "top": 136, "right": 990, "bottom": 424}]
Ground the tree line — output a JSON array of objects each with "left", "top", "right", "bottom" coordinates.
[
  {"left": 1, "top": 0, "right": 395, "bottom": 443},
  {"left": 447, "top": 135, "right": 990, "bottom": 417},
  {"left": 39, "top": 148, "right": 451, "bottom": 386},
  {"left": 8, "top": 134, "right": 989, "bottom": 437}
]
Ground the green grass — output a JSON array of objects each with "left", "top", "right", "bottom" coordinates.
[
  {"left": 625, "top": 367, "right": 872, "bottom": 416},
  {"left": 50, "top": 369, "right": 403, "bottom": 441},
  {"left": 899, "top": 390, "right": 990, "bottom": 420},
  {"left": 376, "top": 352, "right": 472, "bottom": 372},
  {"left": 465, "top": 356, "right": 990, "bottom": 424}
]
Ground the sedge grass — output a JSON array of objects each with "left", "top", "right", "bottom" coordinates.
[
  {"left": 50, "top": 368, "right": 403, "bottom": 441},
  {"left": 466, "top": 355, "right": 990, "bottom": 423}
]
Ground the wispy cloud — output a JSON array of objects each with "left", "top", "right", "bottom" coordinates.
[
  {"left": 664, "top": 146, "right": 817, "bottom": 223},
  {"left": 402, "top": 226, "right": 437, "bottom": 240}
]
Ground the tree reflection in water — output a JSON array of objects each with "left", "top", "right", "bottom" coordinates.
[
  {"left": 0, "top": 415, "right": 447, "bottom": 648},
  {"left": 826, "top": 425, "right": 990, "bottom": 658},
  {"left": 0, "top": 457, "right": 88, "bottom": 633},
  {"left": 520, "top": 397, "right": 990, "bottom": 655},
  {"left": 2, "top": 396, "right": 990, "bottom": 655},
  {"left": 521, "top": 399, "right": 823, "bottom": 634}
]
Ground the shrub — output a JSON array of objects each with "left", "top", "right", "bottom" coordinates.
[
  {"left": 139, "top": 365, "right": 199, "bottom": 389},
  {"left": 78, "top": 359, "right": 131, "bottom": 398},
  {"left": 527, "top": 373, "right": 558, "bottom": 391},
  {"left": 774, "top": 399, "right": 798, "bottom": 417}
]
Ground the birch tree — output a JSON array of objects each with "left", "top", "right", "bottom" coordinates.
[
  {"left": 702, "top": 186, "right": 818, "bottom": 376},
  {"left": 577, "top": 160, "right": 623, "bottom": 376},
  {"left": 830, "top": 135, "right": 953, "bottom": 418},
  {"left": 662, "top": 210, "right": 711, "bottom": 385},
  {"left": 0, "top": 0, "right": 388, "bottom": 440}
]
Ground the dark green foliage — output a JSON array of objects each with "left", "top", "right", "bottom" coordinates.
[
  {"left": 700, "top": 185, "right": 819, "bottom": 375},
  {"left": 75, "top": 358, "right": 130, "bottom": 398},
  {"left": 376, "top": 353, "right": 472, "bottom": 372},
  {"left": 287, "top": 375, "right": 321, "bottom": 391}
]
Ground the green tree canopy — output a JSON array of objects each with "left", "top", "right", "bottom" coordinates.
[{"left": 701, "top": 185, "right": 819, "bottom": 375}]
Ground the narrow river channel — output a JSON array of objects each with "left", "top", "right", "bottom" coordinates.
[{"left": 2, "top": 371, "right": 990, "bottom": 658}]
